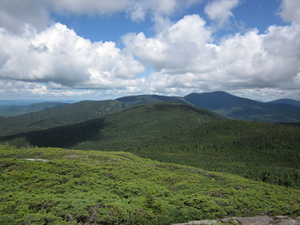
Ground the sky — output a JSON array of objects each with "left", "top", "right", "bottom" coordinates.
[{"left": 0, "top": 0, "right": 300, "bottom": 101}]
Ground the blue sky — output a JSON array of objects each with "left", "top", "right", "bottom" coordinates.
[
  {"left": 0, "top": 0, "right": 299, "bottom": 101},
  {"left": 53, "top": 0, "right": 287, "bottom": 44}
]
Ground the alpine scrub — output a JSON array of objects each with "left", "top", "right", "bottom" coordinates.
[{"left": 1, "top": 146, "right": 299, "bottom": 224}]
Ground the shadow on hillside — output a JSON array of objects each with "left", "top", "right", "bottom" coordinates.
[{"left": 0, "top": 118, "right": 105, "bottom": 148}]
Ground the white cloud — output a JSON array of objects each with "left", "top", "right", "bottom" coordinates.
[
  {"left": 0, "top": 0, "right": 299, "bottom": 101},
  {"left": 0, "top": 79, "right": 106, "bottom": 100},
  {"left": 0, "top": 23, "right": 144, "bottom": 89},
  {"left": 279, "top": 0, "right": 300, "bottom": 24},
  {"left": 123, "top": 15, "right": 213, "bottom": 73},
  {"left": 204, "top": 0, "right": 239, "bottom": 27},
  {"left": 123, "top": 15, "right": 300, "bottom": 95},
  {"left": 0, "top": 0, "right": 203, "bottom": 34}
]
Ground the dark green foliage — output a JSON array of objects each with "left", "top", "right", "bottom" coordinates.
[
  {"left": 1, "top": 118, "right": 105, "bottom": 148},
  {"left": 0, "top": 100, "right": 127, "bottom": 136},
  {"left": 1, "top": 146, "right": 300, "bottom": 224}
]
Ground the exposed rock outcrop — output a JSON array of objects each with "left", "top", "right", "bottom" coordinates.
[{"left": 174, "top": 216, "right": 300, "bottom": 225}]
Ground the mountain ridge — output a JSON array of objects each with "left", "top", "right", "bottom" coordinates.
[
  {"left": 268, "top": 98, "right": 300, "bottom": 107},
  {"left": 1, "top": 91, "right": 299, "bottom": 123},
  {"left": 183, "top": 91, "right": 300, "bottom": 122},
  {"left": 0, "top": 102, "right": 69, "bottom": 117}
]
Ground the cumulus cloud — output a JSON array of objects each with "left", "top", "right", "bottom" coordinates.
[
  {"left": 0, "top": 0, "right": 299, "bottom": 101},
  {"left": 0, "top": 0, "right": 203, "bottom": 34},
  {"left": 204, "top": 0, "right": 240, "bottom": 27},
  {"left": 123, "top": 15, "right": 213, "bottom": 73},
  {"left": 279, "top": 0, "right": 300, "bottom": 24},
  {"left": 123, "top": 14, "right": 300, "bottom": 94},
  {"left": 0, "top": 23, "right": 144, "bottom": 89}
]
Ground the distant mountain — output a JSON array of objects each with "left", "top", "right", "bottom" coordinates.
[
  {"left": 116, "top": 94, "right": 186, "bottom": 106},
  {"left": 0, "top": 91, "right": 299, "bottom": 136},
  {"left": 184, "top": 91, "right": 300, "bottom": 123},
  {"left": 268, "top": 99, "right": 300, "bottom": 107},
  {"left": 1, "top": 91, "right": 299, "bottom": 137},
  {"left": 0, "top": 102, "right": 69, "bottom": 117},
  {"left": 0, "top": 99, "right": 75, "bottom": 106},
  {"left": 184, "top": 91, "right": 256, "bottom": 109},
  {"left": 0, "top": 100, "right": 127, "bottom": 136}
]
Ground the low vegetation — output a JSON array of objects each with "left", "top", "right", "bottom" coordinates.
[{"left": 1, "top": 146, "right": 300, "bottom": 225}]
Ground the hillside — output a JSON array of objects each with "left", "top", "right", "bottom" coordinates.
[
  {"left": 1, "top": 102, "right": 299, "bottom": 188},
  {"left": 184, "top": 91, "right": 300, "bottom": 122},
  {"left": 0, "top": 91, "right": 299, "bottom": 138},
  {"left": 0, "top": 103, "right": 224, "bottom": 148},
  {"left": 1, "top": 146, "right": 299, "bottom": 224},
  {"left": 268, "top": 99, "right": 300, "bottom": 108},
  {"left": 0, "top": 100, "right": 127, "bottom": 136},
  {"left": 0, "top": 102, "right": 68, "bottom": 117}
]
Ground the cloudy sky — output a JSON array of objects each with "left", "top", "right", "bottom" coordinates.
[{"left": 0, "top": 0, "right": 300, "bottom": 101}]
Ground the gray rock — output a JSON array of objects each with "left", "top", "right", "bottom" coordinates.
[
  {"left": 274, "top": 216, "right": 289, "bottom": 220},
  {"left": 275, "top": 219, "right": 300, "bottom": 225},
  {"left": 235, "top": 216, "right": 273, "bottom": 225},
  {"left": 221, "top": 217, "right": 238, "bottom": 224},
  {"left": 173, "top": 216, "right": 300, "bottom": 225}
]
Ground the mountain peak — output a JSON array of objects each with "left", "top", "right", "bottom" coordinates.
[{"left": 184, "top": 91, "right": 255, "bottom": 110}]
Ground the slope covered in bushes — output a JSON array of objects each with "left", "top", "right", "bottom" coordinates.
[{"left": 1, "top": 146, "right": 299, "bottom": 225}]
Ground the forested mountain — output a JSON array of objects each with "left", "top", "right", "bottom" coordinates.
[
  {"left": 1, "top": 102, "right": 299, "bottom": 188},
  {"left": 184, "top": 91, "right": 300, "bottom": 122},
  {"left": 0, "top": 100, "right": 127, "bottom": 136},
  {"left": 0, "top": 91, "right": 299, "bottom": 128},
  {"left": 116, "top": 94, "right": 186, "bottom": 106}
]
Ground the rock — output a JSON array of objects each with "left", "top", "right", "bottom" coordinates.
[
  {"left": 235, "top": 216, "right": 273, "bottom": 225},
  {"left": 173, "top": 220, "right": 219, "bottom": 225},
  {"left": 23, "top": 158, "right": 49, "bottom": 162},
  {"left": 274, "top": 216, "right": 289, "bottom": 220},
  {"left": 173, "top": 216, "right": 300, "bottom": 225},
  {"left": 221, "top": 217, "right": 238, "bottom": 224},
  {"left": 274, "top": 218, "right": 300, "bottom": 225}
]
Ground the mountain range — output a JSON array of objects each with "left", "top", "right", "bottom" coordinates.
[
  {"left": 117, "top": 91, "right": 300, "bottom": 123},
  {"left": 1, "top": 91, "right": 299, "bottom": 123},
  {"left": 183, "top": 91, "right": 300, "bottom": 123}
]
